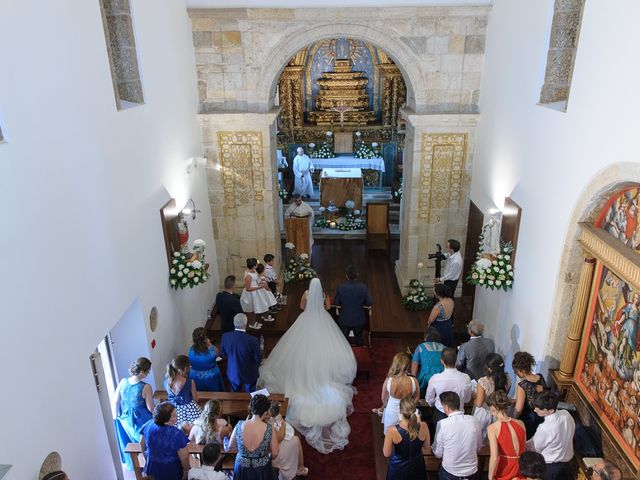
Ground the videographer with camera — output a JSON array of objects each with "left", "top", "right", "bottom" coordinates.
[{"left": 434, "top": 239, "right": 463, "bottom": 296}]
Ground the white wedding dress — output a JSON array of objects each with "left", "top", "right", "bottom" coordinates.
[{"left": 258, "top": 278, "right": 357, "bottom": 453}]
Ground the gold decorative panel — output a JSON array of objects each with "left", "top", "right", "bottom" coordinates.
[
  {"left": 217, "top": 131, "right": 264, "bottom": 208},
  {"left": 419, "top": 133, "right": 467, "bottom": 221}
]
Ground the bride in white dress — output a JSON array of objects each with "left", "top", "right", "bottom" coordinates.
[{"left": 258, "top": 278, "right": 357, "bottom": 454}]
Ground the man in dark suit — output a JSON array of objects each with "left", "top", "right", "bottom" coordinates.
[
  {"left": 456, "top": 320, "right": 495, "bottom": 380},
  {"left": 334, "top": 265, "right": 373, "bottom": 346},
  {"left": 220, "top": 313, "right": 261, "bottom": 392},
  {"left": 216, "top": 275, "right": 243, "bottom": 333}
]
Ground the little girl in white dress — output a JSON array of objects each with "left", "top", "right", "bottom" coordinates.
[{"left": 240, "top": 258, "right": 279, "bottom": 328}]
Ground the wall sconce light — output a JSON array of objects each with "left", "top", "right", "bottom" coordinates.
[
  {"left": 182, "top": 198, "right": 201, "bottom": 220},
  {"left": 186, "top": 157, "right": 208, "bottom": 174}
]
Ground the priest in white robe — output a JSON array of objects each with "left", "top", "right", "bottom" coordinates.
[
  {"left": 285, "top": 193, "right": 315, "bottom": 249},
  {"left": 292, "top": 147, "right": 314, "bottom": 198}
]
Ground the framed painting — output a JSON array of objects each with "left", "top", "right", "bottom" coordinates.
[{"left": 576, "top": 263, "right": 640, "bottom": 467}]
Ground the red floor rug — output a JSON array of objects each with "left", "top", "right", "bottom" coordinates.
[{"left": 299, "top": 338, "right": 398, "bottom": 479}]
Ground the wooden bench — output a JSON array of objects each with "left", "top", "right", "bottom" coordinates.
[
  {"left": 153, "top": 390, "right": 289, "bottom": 418},
  {"left": 125, "top": 442, "right": 237, "bottom": 480}
]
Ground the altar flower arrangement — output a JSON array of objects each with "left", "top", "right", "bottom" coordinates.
[
  {"left": 394, "top": 177, "right": 403, "bottom": 200},
  {"left": 401, "top": 279, "right": 433, "bottom": 311},
  {"left": 311, "top": 142, "right": 335, "bottom": 159},
  {"left": 466, "top": 220, "right": 515, "bottom": 291},
  {"left": 314, "top": 214, "right": 365, "bottom": 231},
  {"left": 354, "top": 142, "right": 376, "bottom": 159},
  {"left": 169, "top": 244, "right": 209, "bottom": 290},
  {"left": 278, "top": 184, "right": 288, "bottom": 200},
  {"left": 284, "top": 250, "right": 317, "bottom": 283}
]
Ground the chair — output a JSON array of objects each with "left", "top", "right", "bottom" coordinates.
[{"left": 366, "top": 202, "right": 390, "bottom": 251}]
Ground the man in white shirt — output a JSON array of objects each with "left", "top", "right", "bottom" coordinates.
[
  {"left": 426, "top": 348, "right": 473, "bottom": 423},
  {"left": 292, "top": 146, "right": 314, "bottom": 198},
  {"left": 435, "top": 239, "right": 463, "bottom": 296},
  {"left": 526, "top": 391, "right": 576, "bottom": 480},
  {"left": 432, "top": 391, "right": 483, "bottom": 480},
  {"left": 188, "top": 442, "right": 227, "bottom": 479}
]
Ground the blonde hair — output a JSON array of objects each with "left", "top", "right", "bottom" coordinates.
[
  {"left": 399, "top": 398, "right": 420, "bottom": 440},
  {"left": 196, "top": 399, "right": 224, "bottom": 444},
  {"left": 387, "top": 352, "right": 412, "bottom": 378}
]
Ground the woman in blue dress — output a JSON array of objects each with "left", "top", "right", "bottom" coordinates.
[
  {"left": 188, "top": 327, "right": 225, "bottom": 391},
  {"left": 164, "top": 355, "right": 202, "bottom": 425},
  {"left": 411, "top": 327, "right": 446, "bottom": 397},
  {"left": 141, "top": 402, "right": 190, "bottom": 480},
  {"left": 427, "top": 284, "right": 455, "bottom": 347},
  {"left": 113, "top": 357, "right": 154, "bottom": 470},
  {"left": 229, "top": 394, "right": 278, "bottom": 480},
  {"left": 383, "top": 398, "right": 430, "bottom": 480}
]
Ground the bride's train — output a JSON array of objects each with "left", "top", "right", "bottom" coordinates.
[{"left": 258, "top": 278, "right": 357, "bottom": 454}]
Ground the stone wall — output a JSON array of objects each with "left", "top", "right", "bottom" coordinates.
[{"left": 189, "top": 6, "right": 490, "bottom": 288}]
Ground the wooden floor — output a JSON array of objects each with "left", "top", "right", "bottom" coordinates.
[{"left": 208, "top": 239, "right": 472, "bottom": 349}]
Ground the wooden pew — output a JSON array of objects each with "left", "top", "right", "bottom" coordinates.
[
  {"left": 125, "top": 442, "right": 238, "bottom": 480},
  {"left": 153, "top": 390, "right": 289, "bottom": 418}
]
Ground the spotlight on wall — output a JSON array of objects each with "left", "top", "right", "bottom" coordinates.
[
  {"left": 181, "top": 198, "right": 201, "bottom": 220},
  {"left": 186, "top": 156, "right": 208, "bottom": 174}
]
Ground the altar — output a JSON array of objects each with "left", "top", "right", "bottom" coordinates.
[
  {"left": 312, "top": 155, "right": 385, "bottom": 172},
  {"left": 320, "top": 168, "right": 363, "bottom": 209}
]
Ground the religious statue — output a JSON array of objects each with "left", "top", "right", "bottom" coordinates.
[{"left": 176, "top": 213, "right": 189, "bottom": 253}]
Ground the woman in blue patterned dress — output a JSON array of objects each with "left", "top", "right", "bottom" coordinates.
[
  {"left": 164, "top": 355, "right": 202, "bottom": 425},
  {"left": 188, "top": 327, "right": 224, "bottom": 392},
  {"left": 141, "top": 402, "right": 190, "bottom": 480},
  {"left": 113, "top": 357, "right": 154, "bottom": 470},
  {"left": 410, "top": 327, "right": 446, "bottom": 397},
  {"left": 426, "top": 284, "right": 455, "bottom": 347},
  {"left": 229, "top": 394, "right": 279, "bottom": 480}
]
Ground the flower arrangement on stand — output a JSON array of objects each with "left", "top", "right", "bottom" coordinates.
[
  {"left": 278, "top": 184, "right": 288, "bottom": 200},
  {"left": 311, "top": 142, "right": 335, "bottom": 159},
  {"left": 466, "top": 220, "right": 515, "bottom": 291},
  {"left": 394, "top": 177, "right": 403, "bottom": 200},
  {"left": 354, "top": 142, "right": 376, "bottom": 159},
  {"left": 401, "top": 279, "right": 433, "bottom": 311},
  {"left": 284, "top": 250, "right": 317, "bottom": 283},
  {"left": 169, "top": 239, "right": 209, "bottom": 289}
]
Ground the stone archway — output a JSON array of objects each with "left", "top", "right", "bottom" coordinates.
[
  {"left": 547, "top": 162, "right": 640, "bottom": 367},
  {"left": 256, "top": 23, "right": 425, "bottom": 113}
]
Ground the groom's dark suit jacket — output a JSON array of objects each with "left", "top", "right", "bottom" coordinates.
[{"left": 334, "top": 280, "right": 373, "bottom": 328}]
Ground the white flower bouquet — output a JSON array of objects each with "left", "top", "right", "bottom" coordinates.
[
  {"left": 169, "top": 248, "right": 209, "bottom": 290},
  {"left": 401, "top": 279, "right": 433, "bottom": 311},
  {"left": 466, "top": 223, "right": 515, "bottom": 291},
  {"left": 311, "top": 142, "right": 335, "bottom": 159}
]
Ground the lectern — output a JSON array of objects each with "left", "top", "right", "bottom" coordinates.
[{"left": 285, "top": 216, "right": 311, "bottom": 256}]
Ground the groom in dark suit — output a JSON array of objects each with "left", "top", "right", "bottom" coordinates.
[
  {"left": 334, "top": 265, "right": 373, "bottom": 346},
  {"left": 220, "top": 313, "right": 261, "bottom": 392}
]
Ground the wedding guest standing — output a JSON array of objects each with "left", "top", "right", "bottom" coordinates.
[
  {"left": 427, "top": 284, "right": 455, "bottom": 347},
  {"left": 473, "top": 353, "right": 511, "bottom": 439},
  {"left": 220, "top": 313, "right": 261, "bottom": 393},
  {"left": 240, "top": 258, "right": 279, "bottom": 328},
  {"left": 229, "top": 394, "right": 279, "bottom": 479},
  {"left": 164, "top": 355, "right": 202, "bottom": 424},
  {"left": 114, "top": 357, "right": 154, "bottom": 471},
  {"left": 216, "top": 275, "right": 243, "bottom": 334},
  {"left": 456, "top": 320, "right": 495, "bottom": 380},
  {"left": 188, "top": 443, "right": 227, "bottom": 480},
  {"left": 379, "top": 353, "right": 420, "bottom": 434},
  {"left": 411, "top": 327, "right": 446, "bottom": 397},
  {"left": 526, "top": 392, "right": 576, "bottom": 480},
  {"left": 189, "top": 327, "right": 224, "bottom": 392},
  {"left": 384, "top": 398, "right": 430, "bottom": 480},
  {"left": 268, "top": 400, "right": 308, "bottom": 479},
  {"left": 512, "top": 352, "right": 547, "bottom": 439},
  {"left": 334, "top": 265, "right": 373, "bottom": 346},
  {"left": 486, "top": 391, "right": 526, "bottom": 480},
  {"left": 425, "top": 348, "right": 473, "bottom": 424},
  {"left": 141, "top": 402, "right": 190, "bottom": 480},
  {"left": 189, "top": 399, "right": 231, "bottom": 445}
]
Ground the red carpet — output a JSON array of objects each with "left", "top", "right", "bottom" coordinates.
[{"left": 299, "top": 338, "right": 397, "bottom": 479}]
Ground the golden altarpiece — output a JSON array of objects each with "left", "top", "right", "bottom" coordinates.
[{"left": 552, "top": 186, "right": 640, "bottom": 479}]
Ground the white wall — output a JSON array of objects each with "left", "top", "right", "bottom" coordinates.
[
  {"left": 0, "top": 1, "right": 218, "bottom": 478},
  {"left": 471, "top": 0, "right": 640, "bottom": 370}
]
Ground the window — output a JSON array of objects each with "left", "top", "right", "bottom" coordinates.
[
  {"left": 99, "top": 0, "right": 144, "bottom": 109},
  {"left": 539, "top": 0, "right": 585, "bottom": 111}
]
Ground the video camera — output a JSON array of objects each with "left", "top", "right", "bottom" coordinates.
[
  {"left": 427, "top": 243, "right": 447, "bottom": 278},
  {"left": 428, "top": 243, "right": 447, "bottom": 262}
]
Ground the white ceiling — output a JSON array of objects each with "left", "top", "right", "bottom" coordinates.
[{"left": 187, "top": 0, "right": 491, "bottom": 8}]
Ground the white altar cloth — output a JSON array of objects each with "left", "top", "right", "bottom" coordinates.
[
  {"left": 321, "top": 168, "right": 362, "bottom": 179},
  {"left": 312, "top": 155, "right": 385, "bottom": 172}
]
